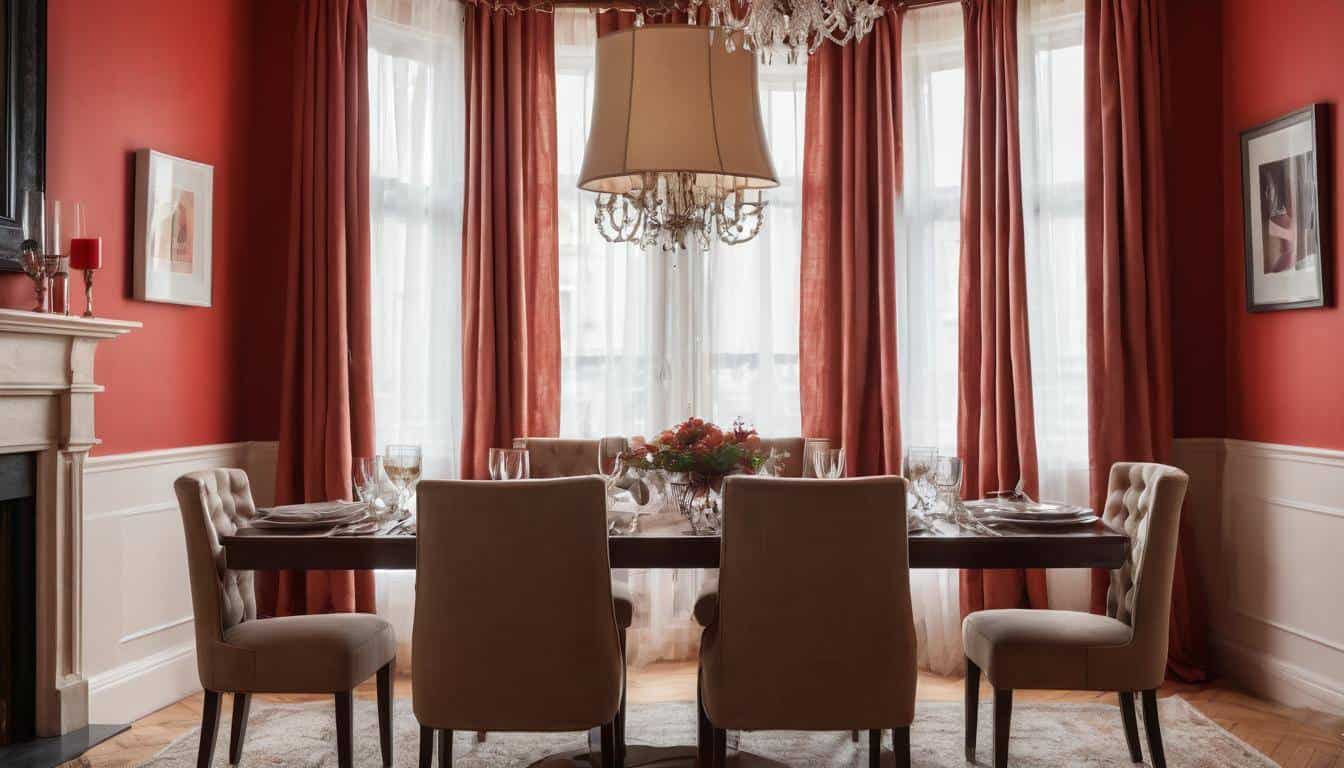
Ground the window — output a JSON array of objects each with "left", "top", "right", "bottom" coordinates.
[{"left": 555, "top": 14, "right": 805, "bottom": 439}]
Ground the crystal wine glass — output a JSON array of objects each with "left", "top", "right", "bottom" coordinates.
[
  {"left": 903, "top": 447, "right": 937, "bottom": 518},
  {"left": 384, "top": 444, "right": 422, "bottom": 517},
  {"left": 488, "top": 448, "right": 506, "bottom": 480},
  {"left": 499, "top": 449, "right": 530, "bottom": 480},
  {"left": 812, "top": 448, "right": 846, "bottom": 479}
]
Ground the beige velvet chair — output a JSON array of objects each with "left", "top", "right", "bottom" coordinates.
[
  {"left": 962, "top": 462, "right": 1190, "bottom": 768},
  {"left": 413, "top": 477, "right": 626, "bottom": 767},
  {"left": 694, "top": 475, "right": 918, "bottom": 768},
  {"left": 757, "top": 436, "right": 832, "bottom": 477},
  {"left": 512, "top": 436, "right": 628, "bottom": 478},
  {"left": 175, "top": 469, "right": 396, "bottom": 768}
]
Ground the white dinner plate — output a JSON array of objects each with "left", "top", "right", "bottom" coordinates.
[
  {"left": 251, "top": 509, "right": 367, "bottom": 530},
  {"left": 979, "top": 514, "right": 1100, "bottom": 528}
]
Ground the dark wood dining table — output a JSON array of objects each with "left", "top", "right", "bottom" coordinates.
[
  {"left": 220, "top": 521, "right": 1126, "bottom": 767},
  {"left": 221, "top": 524, "right": 1129, "bottom": 572}
]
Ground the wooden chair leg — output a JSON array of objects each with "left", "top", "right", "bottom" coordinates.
[
  {"left": 892, "top": 725, "right": 911, "bottom": 768},
  {"left": 1141, "top": 690, "right": 1167, "bottom": 768},
  {"left": 617, "top": 627, "right": 628, "bottom": 766},
  {"left": 1118, "top": 691, "right": 1143, "bottom": 763},
  {"left": 229, "top": 692, "right": 251, "bottom": 766},
  {"left": 697, "top": 668, "right": 712, "bottom": 768},
  {"left": 437, "top": 729, "right": 453, "bottom": 766},
  {"left": 712, "top": 728, "right": 728, "bottom": 768},
  {"left": 419, "top": 725, "right": 434, "bottom": 768},
  {"left": 601, "top": 720, "right": 618, "bottom": 768},
  {"left": 965, "top": 656, "right": 981, "bottom": 762},
  {"left": 993, "top": 688, "right": 1012, "bottom": 768},
  {"left": 476, "top": 730, "right": 487, "bottom": 742},
  {"left": 334, "top": 691, "right": 354, "bottom": 768},
  {"left": 377, "top": 662, "right": 394, "bottom": 767},
  {"left": 196, "top": 690, "right": 222, "bottom": 768},
  {"left": 852, "top": 729, "right": 861, "bottom": 743},
  {"left": 868, "top": 729, "right": 883, "bottom": 768}
]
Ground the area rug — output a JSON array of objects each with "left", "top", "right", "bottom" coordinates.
[{"left": 145, "top": 697, "right": 1276, "bottom": 767}]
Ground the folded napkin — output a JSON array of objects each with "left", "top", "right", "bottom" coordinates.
[{"left": 258, "top": 501, "right": 366, "bottom": 522}]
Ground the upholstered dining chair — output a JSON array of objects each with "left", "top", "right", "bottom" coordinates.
[
  {"left": 174, "top": 469, "right": 396, "bottom": 768},
  {"left": 962, "top": 462, "right": 1191, "bottom": 768},
  {"left": 694, "top": 475, "right": 918, "bottom": 768},
  {"left": 413, "top": 477, "right": 626, "bottom": 768},
  {"left": 512, "top": 436, "right": 628, "bottom": 478},
  {"left": 757, "top": 436, "right": 833, "bottom": 477}
]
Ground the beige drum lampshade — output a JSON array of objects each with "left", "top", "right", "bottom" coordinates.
[{"left": 578, "top": 26, "right": 779, "bottom": 195}]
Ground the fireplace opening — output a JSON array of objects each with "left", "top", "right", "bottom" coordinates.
[{"left": 0, "top": 452, "right": 37, "bottom": 747}]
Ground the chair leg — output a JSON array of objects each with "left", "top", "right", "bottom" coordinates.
[
  {"left": 229, "top": 692, "right": 251, "bottom": 766},
  {"left": 965, "top": 656, "right": 981, "bottom": 763},
  {"left": 868, "top": 729, "right": 882, "bottom": 768},
  {"left": 696, "top": 667, "right": 712, "bottom": 768},
  {"left": 1118, "top": 691, "right": 1143, "bottom": 763},
  {"left": 852, "top": 729, "right": 861, "bottom": 743},
  {"left": 617, "top": 627, "right": 628, "bottom": 766},
  {"left": 196, "top": 690, "right": 222, "bottom": 768},
  {"left": 712, "top": 728, "right": 728, "bottom": 768},
  {"left": 1141, "top": 690, "right": 1167, "bottom": 768},
  {"left": 601, "top": 720, "right": 618, "bottom": 768},
  {"left": 419, "top": 725, "right": 434, "bottom": 768},
  {"left": 334, "top": 691, "right": 354, "bottom": 768},
  {"left": 993, "top": 688, "right": 1012, "bottom": 768},
  {"left": 476, "top": 730, "right": 487, "bottom": 742},
  {"left": 892, "top": 725, "right": 911, "bottom": 768},
  {"left": 437, "top": 729, "right": 453, "bottom": 766},
  {"left": 376, "top": 661, "right": 394, "bottom": 767}
]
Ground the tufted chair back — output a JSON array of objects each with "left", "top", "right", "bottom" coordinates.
[
  {"left": 512, "top": 437, "right": 628, "bottom": 478},
  {"left": 1100, "top": 462, "right": 1189, "bottom": 680},
  {"left": 175, "top": 469, "right": 260, "bottom": 681}
]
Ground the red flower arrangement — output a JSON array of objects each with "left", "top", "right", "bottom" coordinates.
[{"left": 622, "top": 417, "right": 768, "bottom": 480}]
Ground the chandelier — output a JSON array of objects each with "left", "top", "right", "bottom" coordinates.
[
  {"left": 694, "top": 0, "right": 886, "bottom": 61},
  {"left": 578, "top": 26, "right": 779, "bottom": 252}
]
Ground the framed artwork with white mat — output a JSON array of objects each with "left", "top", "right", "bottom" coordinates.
[
  {"left": 1239, "top": 103, "right": 1330, "bottom": 312},
  {"left": 133, "top": 148, "right": 214, "bottom": 306}
]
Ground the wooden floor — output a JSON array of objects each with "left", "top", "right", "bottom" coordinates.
[{"left": 68, "top": 663, "right": 1343, "bottom": 767}]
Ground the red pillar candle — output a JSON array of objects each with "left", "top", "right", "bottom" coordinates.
[{"left": 70, "top": 237, "right": 102, "bottom": 270}]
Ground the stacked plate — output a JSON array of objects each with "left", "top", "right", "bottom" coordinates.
[
  {"left": 965, "top": 500, "right": 1098, "bottom": 528},
  {"left": 251, "top": 501, "right": 370, "bottom": 532}
]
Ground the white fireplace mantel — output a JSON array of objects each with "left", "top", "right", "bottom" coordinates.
[{"left": 0, "top": 307, "right": 140, "bottom": 736}]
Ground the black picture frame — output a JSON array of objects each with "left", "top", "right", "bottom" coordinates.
[
  {"left": 0, "top": 0, "right": 45, "bottom": 273},
  {"left": 1240, "top": 103, "right": 1331, "bottom": 312}
]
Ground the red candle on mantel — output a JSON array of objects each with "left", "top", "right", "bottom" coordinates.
[{"left": 70, "top": 237, "right": 102, "bottom": 270}]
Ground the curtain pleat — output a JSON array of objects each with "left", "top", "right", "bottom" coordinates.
[
  {"left": 460, "top": 5, "right": 562, "bottom": 480},
  {"left": 799, "top": 17, "right": 904, "bottom": 478},
  {"left": 260, "top": 0, "right": 377, "bottom": 618},
  {"left": 957, "top": 0, "right": 1049, "bottom": 616},
  {"left": 1084, "top": 0, "right": 1207, "bottom": 681}
]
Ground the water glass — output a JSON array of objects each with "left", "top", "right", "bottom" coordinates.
[
  {"left": 903, "top": 447, "right": 937, "bottom": 514},
  {"left": 489, "top": 448, "right": 529, "bottom": 480},
  {"left": 812, "top": 448, "right": 846, "bottom": 479},
  {"left": 353, "top": 456, "right": 381, "bottom": 501},
  {"left": 933, "top": 455, "right": 963, "bottom": 507},
  {"left": 384, "top": 444, "right": 423, "bottom": 515}
]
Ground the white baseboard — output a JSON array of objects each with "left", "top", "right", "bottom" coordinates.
[
  {"left": 87, "top": 643, "right": 199, "bottom": 724},
  {"left": 1213, "top": 635, "right": 1344, "bottom": 715}
]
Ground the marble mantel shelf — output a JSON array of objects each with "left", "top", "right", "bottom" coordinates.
[{"left": 0, "top": 307, "right": 141, "bottom": 339}]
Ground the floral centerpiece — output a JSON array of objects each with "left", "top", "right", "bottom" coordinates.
[{"left": 621, "top": 418, "right": 771, "bottom": 534}]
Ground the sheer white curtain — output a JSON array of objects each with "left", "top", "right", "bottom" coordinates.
[
  {"left": 555, "top": 10, "right": 805, "bottom": 665},
  {"left": 897, "top": 2, "right": 967, "bottom": 676},
  {"left": 368, "top": 0, "right": 466, "bottom": 660},
  {"left": 1018, "top": 0, "right": 1090, "bottom": 611}
]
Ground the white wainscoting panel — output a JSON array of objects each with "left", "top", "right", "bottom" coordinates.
[
  {"left": 83, "top": 441, "right": 277, "bottom": 723},
  {"left": 1176, "top": 438, "right": 1344, "bottom": 715}
]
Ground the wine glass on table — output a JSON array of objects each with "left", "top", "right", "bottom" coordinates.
[
  {"left": 903, "top": 447, "right": 937, "bottom": 521},
  {"left": 384, "top": 444, "right": 422, "bottom": 520},
  {"left": 353, "top": 456, "right": 386, "bottom": 515}
]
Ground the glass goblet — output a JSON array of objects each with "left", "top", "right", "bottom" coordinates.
[
  {"left": 903, "top": 447, "right": 937, "bottom": 517},
  {"left": 384, "top": 444, "right": 422, "bottom": 518},
  {"left": 812, "top": 448, "right": 846, "bottom": 479}
]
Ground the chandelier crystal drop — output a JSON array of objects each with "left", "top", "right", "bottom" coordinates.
[
  {"left": 593, "top": 173, "right": 767, "bottom": 252},
  {"left": 694, "top": 0, "right": 886, "bottom": 62}
]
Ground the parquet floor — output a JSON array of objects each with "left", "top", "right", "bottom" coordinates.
[{"left": 68, "top": 663, "right": 1343, "bottom": 767}]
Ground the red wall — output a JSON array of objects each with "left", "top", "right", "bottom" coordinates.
[
  {"left": 1221, "top": 0, "right": 1344, "bottom": 449},
  {"left": 0, "top": 0, "right": 288, "bottom": 455}
]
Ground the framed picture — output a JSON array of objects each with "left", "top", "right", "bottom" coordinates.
[
  {"left": 1240, "top": 104, "right": 1330, "bottom": 312},
  {"left": 133, "top": 149, "right": 214, "bottom": 306}
]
